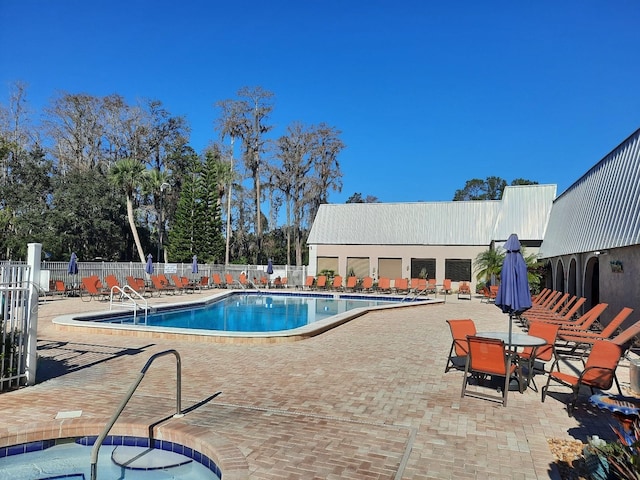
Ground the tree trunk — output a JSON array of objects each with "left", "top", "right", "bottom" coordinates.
[{"left": 126, "top": 195, "right": 146, "bottom": 263}]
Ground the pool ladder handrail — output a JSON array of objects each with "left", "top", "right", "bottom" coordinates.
[
  {"left": 90, "top": 349, "right": 183, "bottom": 480},
  {"left": 402, "top": 286, "right": 429, "bottom": 302},
  {"left": 109, "top": 285, "right": 148, "bottom": 324}
]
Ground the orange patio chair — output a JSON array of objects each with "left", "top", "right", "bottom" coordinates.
[
  {"left": 440, "top": 279, "right": 452, "bottom": 295},
  {"left": 461, "top": 335, "right": 522, "bottom": 407},
  {"left": 457, "top": 281, "right": 472, "bottom": 300},
  {"left": 212, "top": 273, "right": 225, "bottom": 288},
  {"left": 198, "top": 276, "right": 210, "bottom": 289},
  {"left": 224, "top": 273, "right": 237, "bottom": 288},
  {"left": 377, "top": 277, "right": 391, "bottom": 293},
  {"left": 425, "top": 278, "right": 437, "bottom": 295},
  {"left": 314, "top": 275, "right": 327, "bottom": 290},
  {"left": 514, "top": 321, "right": 561, "bottom": 391},
  {"left": 80, "top": 276, "right": 108, "bottom": 302},
  {"left": 445, "top": 319, "right": 477, "bottom": 373},
  {"left": 360, "top": 276, "right": 373, "bottom": 292},
  {"left": 331, "top": 275, "right": 343, "bottom": 291},
  {"left": 541, "top": 340, "right": 623, "bottom": 410},
  {"left": 345, "top": 276, "right": 358, "bottom": 292},
  {"left": 303, "top": 276, "right": 314, "bottom": 290},
  {"left": 393, "top": 278, "right": 409, "bottom": 294},
  {"left": 151, "top": 274, "right": 178, "bottom": 294}
]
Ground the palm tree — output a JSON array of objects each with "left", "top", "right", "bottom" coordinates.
[
  {"left": 108, "top": 157, "right": 147, "bottom": 263},
  {"left": 474, "top": 248, "right": 505, "bottom": 284}
]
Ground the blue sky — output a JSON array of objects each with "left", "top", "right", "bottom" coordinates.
[{"left": 1, "top": 0, "right": 639, "bottom": 202}]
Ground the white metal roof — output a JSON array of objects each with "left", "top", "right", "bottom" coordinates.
[
  {"left": 307, "top": 185, "right": 556, "bottom": 246},
  {"left": 539, "top": 128, "right": 640, "bottom": 258},
  {"left": 492, "top": 184, "right": 557, "bottom": 242}
]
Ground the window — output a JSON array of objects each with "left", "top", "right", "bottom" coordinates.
[
  {"left": 411, "top": 258, "right": 436, "bottom": 279},
  {"left": 347, "top": 257, "right": 370, "bottom": 278},
  {"left": 317, "top": 256, "right": 338, "bottom": 275},
  {"left": 444, "top": 259, "right": 471, "bottom": 282},
  {"left": 378, "top": 258, "right": 402, "bottom": 279}
]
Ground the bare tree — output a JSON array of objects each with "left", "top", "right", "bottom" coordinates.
[
  {"left": 215, "top": 86, "right": 274, "bottom": 263},
  {"left": 272, "top": 122, "right": 344, "bottom": 265}
]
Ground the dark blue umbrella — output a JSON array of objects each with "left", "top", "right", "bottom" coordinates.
[
  {"left": 495, "top": 233, "right": 532, "bottom": 346},
  {"left": 145, "top": 254, "right": 154, "bottom": 274},
  {"left": 192, "top": 255, "right": 199, "bottom": 274},
  {"left": 67, "top": 252, "right": 78, "bottom": 275},
  {"left": 266, "top": 259, "right": 273, "bottom": 275}
]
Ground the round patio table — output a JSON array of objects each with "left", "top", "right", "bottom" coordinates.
[{"left": 477, "top": 332, "right": 546, "bottom": 347}]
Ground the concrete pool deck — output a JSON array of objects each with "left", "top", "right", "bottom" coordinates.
[{"left": 0, "top": 289, "right": 633, "bottom": 479}]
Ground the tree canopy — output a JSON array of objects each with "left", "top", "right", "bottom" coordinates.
[{"left": 453, "top": 177, "right": 538, "bottom": 201}]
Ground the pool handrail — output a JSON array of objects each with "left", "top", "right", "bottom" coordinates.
[{"left": 90, "top": 349, "right": 183, "bottom": 480}]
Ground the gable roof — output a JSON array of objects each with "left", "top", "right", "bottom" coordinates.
[
  {"left": 539, "top": 128, "right": 640, "bottom": 258},
  {"left": 307, "top": 184, "right": 556, "bottom": 246}
]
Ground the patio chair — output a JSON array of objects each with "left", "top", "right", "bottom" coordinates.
[
  {"left": 151, "top": 274, "right": 178, "bottom": 294},
  {"left": 212, "top": 273, "right": 225, "bottom": 288},
  {"left": 541, "top": 340, "right": 623, "bottom": 411},
  {"left": 531, "top": 302, "right": 608, "bottom": 328},
  {"left": 303, "top": 276, "right": 314, "bottom": 290},
  {"left": 224, "top": 273, "right": 237, "bottom": 288},
  {"left": 360, "top": 276, "right": 373, "bottom": 292},
  {"left": 314, "top": 275, "right": 327, "bottom": 290},
  {"left": 393, "top": 278, "right": 409, "bottom": 294},
  {"left": 523, "top": 297, "right": 586, "bottom": 326},
  {"left": 425, "top": 278, "right": 437, "bottom": 295},
  {"left": 445, "top": 319, "right": 476, "bottom": 373},
  {"left": 461, "top": 335, "right": 522, "bottom": 407},
  {"left": 104, "top": 274, "right": 120, "bottom": 290},
  {"left": 440, "top": 279, "right": 452, "bottom": 295},
  {"left": 514, "top": 321, "right": 561, "bottom": 391},
  {"left": 331, "top": 275, "right": 343, "bottom": 291},
  {"left": 377, "top": 277, "right": 391, "bottom": 293},
  {"left": 457, "top": 281, "right": 472, "bottom": 300},
  {"left": 344, "top": 276, "right": 358, "bottom": 292},
  {"left": 80, "top": 276, "right": 108, "bottom": 302},
  {"left": 557, "top": 307, "right": 634, "bottom": 346},
  {"left": 198, "top": 276, "right": 210, "bottom": 289}
]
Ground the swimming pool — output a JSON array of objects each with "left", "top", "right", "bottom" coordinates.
[
  {"left": 53, "top": 291, "right": 436, "bottom": 343},
  {"left": 0, "top": 435, "right": 221, "bottom": 479}
]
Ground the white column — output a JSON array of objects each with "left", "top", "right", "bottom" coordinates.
[{"left": 26, "top": 242, "right": 41, "bottom": 385}]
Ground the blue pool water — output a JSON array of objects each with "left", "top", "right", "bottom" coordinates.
[
  {"left": 97, "top": 293, "right": 407, "bottom": 333},
  {"left": 0, "top": 436, "right": 221, "bottom": 479}
]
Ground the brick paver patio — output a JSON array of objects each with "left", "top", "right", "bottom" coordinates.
[{"left": 0, "top": 290, "right": 631, "bottom": 479}]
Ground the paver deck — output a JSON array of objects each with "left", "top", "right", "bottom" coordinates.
[{"left": 0, "top": 291, "right": 632, "bottom": 479}]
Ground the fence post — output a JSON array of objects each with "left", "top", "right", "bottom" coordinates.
[{"left": 26, "top": 243, "right": 41, "bottom": 386}]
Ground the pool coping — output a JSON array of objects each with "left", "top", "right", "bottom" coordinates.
[{"left": 52, "top": 290, "right": 442, "bottom": 344}]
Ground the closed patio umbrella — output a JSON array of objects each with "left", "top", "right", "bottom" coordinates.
[
  {"left": 67, "top": 252, "right": 78, "bottom": 275},
  {"left": 145, "top": 254, "right": 154, "bottom": 275},
  {"left": 192, "top": 255, "right": 199, "bottom": 275},
  {"left": 495, "top": 233, "right": 532, "bottom": 347}
]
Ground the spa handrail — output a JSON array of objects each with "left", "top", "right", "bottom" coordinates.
[{"left": 90, "top": 349, "right": 183, "bottom": 480}]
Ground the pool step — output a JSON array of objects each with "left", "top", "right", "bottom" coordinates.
[{"left": 111, "top": 445, "right": 192, "bottom": 470}]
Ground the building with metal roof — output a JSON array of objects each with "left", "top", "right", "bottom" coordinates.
[
  {"left": 538, "top": 127, "right": 640, "bottom": 324},
  {"left": 307, "top": 184, "right": 556, "bottom": 292}
]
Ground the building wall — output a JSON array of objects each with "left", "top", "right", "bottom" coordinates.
[
  {"left": 545, "top": 245, "right": 640, "bottom": 328},
  {"left": 309, "top": 243, "right": 488, "bottom": 292}
]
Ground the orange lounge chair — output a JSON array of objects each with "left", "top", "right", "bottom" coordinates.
[
  {"left": 425, "top": 278, "right": 437, "bottom": 295},
  {"left": 377, "top": 277, "right": 391, "bottom": 293},
  {"left": 224, "top": 273, "right": 237, "bottom": 288},
  {"left": 80, "top": 276, "right": 108, "bottom": 302},
  {"left": 212, "top": 273, "right": 225, "bottom": 288},
  {"left": 314, "top": 275, "right": 327, "bottom": 290},
  {"left": 360, "top": 276, "right": 373, "bottom": 292},
  {"left": 440, "top": 279, "right": 452, "bottom": 295},
  {"left": 331, "top": 275, "right": 343, "bottom": 291},
  {"left": 345, "top": 276, "right": 358, "bottom": 292},
  {"left": 303, "top": 276, "right": 314, "bottom": 290},
  {"left": 151, "top": 274, "right": 178, "bottom": 294},
  {"left": 393, "top": 278, "right": 409, "bottom": 294},
  {"left": 457, "top": 281, "right": 472, "bottom": 300}
]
